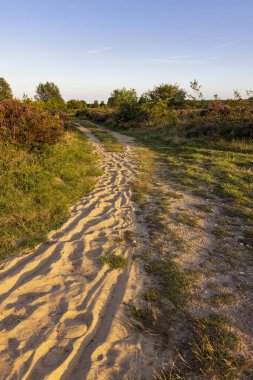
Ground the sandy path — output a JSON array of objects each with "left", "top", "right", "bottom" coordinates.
[{"left": 0, "top": 125, "right": 153, "bottom": 380}]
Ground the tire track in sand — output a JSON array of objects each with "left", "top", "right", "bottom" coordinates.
[{"left": 0, "top": 124, "right": 153, "bottom": 380}]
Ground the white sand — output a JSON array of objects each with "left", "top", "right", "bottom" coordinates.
[{"left": 0, "top": 125, "right": 155, "bottom": 380}]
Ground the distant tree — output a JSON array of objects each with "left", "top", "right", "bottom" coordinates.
[
  {"left": 22, "top": 93, "right": 33, "bottom": 104},
  {"left": 35, "top": 82, "right": 64, "bottom": 104},
  {"left": 0, "top": 77, "right": 13, "bottom": 101},
  {"left": 213, "top": 94, "right": 220, "bottom": 100},
  {"left": 90, "top": 100, "right": 99, "bottom": 108},
  {"left": 190, "top": 79, "right": 203, "bottom": 100},
  {"left": 233, "top": 89, "right": 241, "bottom": 100},
  {"left": 246, "top": 90, "right": 253, "bottom": 100},
  {"left": 66, "top": 99, "right": 87, "bottom": 110},
  {"left": 100, "top": 100, "right": 105, "bottom": 107},
  {"left": 142, "top": 84, "right": 187, "bottom": 107}
]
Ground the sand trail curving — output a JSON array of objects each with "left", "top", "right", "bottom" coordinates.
[{"left": 0, "top": 125, "right": 155, "bottom": 380}]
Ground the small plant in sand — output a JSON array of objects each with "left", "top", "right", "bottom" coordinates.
[{"left": 99, "top": 253, "right": 128, "bottom": 269}]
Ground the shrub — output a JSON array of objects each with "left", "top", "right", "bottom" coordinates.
[
  {"left": 0, "top": 77, "right": 12, "bottom": 101},
  {"left": 85, "top": 108, "right": 114, "bottom": 122},
  {"left": 113, "top": 88, "right": 141, "bottom": 122},
  {"left": 66, "top": 99, "right": 87, "bottom": 111},
  {"left": 208, "top": 102, "right": 231, "bottom": 115},
  {"left": 141, "top": 83, "right": 187, "bottom": 108},
  {"left": 0, "top": 99, "right": 64, "bottom": 145}
]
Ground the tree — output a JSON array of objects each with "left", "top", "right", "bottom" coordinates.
[
  {"left": 233, "top": 89, "right": 241, "bottom": 100},
  {"left": 35, "top": 82, "right": 64, "bottom": 104},
  {"left": 246, "top": 90, "right": 253, "bottom": 100},
  {"left": 142, "top": 84, "right": 187, "bottom": 107},
  {"left": 66, "top": 99, "right": 87, "bottom": 110},
  {"left": 0, "top": 77, "right": 13, "bottom": 101},
  {"left": 108, "top": 88, "right": 130, "bottom": 107},
  {"left": 109, "top": 88, "right": 140, "bottom": 122},
  {"left": 190, "top": 79, "right": 203, "bottom": 100}
]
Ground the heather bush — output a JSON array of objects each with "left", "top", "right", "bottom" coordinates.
[
  {"left": 0, "top": 99, "right": 64, "bottom": 145},
  {"left": 85, "top": 108, "right": 114, "bottom": 122},
  {"left": 186, "top": 105, "right": 253, "bottom": 138}
]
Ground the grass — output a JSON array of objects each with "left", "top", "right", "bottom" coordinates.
[
  {"left": 174, "top": 212, "right": 201, "bottom": 228},
  {"left": 112, "top": 124, "right": 253, "bottom": 211},
  {"left": 105, "top": 123, "right": 252, "bottom": 379},
  {"left": 194, "top": 203, "right": 213, "bottom": 212},
  {"left": 145, "top": 258, "right": 190, "bottom": 307},
  {"left": 208, "top": 293, "right": 236, "bottom": 307},
  {"left": 154, "top": 315, "right": 246, "bottom": 380},
  {"left": 0, "top": 127, "right": 102, "bottom": 261},
  {"left": 98, "top": 253, "right": 128, "bottom": 269},
  {"left": 212, "top": 226, "right": 231, "bottom": 238},
  {"left": 76, "top": 118, "right": 124, "bottom": 152},
  {"left": 187, "top": 314, "right": 246, "bottom": 379}
]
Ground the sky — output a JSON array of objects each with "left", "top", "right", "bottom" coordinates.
[{"left": 0, "top": 0, "right": 253, "bottom": 101}]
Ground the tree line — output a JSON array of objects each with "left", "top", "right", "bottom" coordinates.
[{"left": 1, "top": 77, "right": 252, "bottom": 111}]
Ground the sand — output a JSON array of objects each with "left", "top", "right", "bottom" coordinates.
[{"left": 0, "top": 125, "right": 154, "bottom": 380}]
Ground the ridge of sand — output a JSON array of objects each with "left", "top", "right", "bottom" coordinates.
[{"left": 0, "top": 125, "right": 154, "bottom": 380}]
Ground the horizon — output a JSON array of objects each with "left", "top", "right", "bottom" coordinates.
[{"left": 1, "top": 0, "right": 253, "bottom": 102}]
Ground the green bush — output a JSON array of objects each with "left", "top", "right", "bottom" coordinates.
[
  {"left": 141, "top": 83, "right": 187, "bottom": 108},
  {"left": 0, "top": 77, "right": 12, "bottom": 101}
]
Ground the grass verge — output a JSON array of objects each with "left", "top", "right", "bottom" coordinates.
[
  {"left": 0, "top": 127, "right": 102, "bottom": 261},
  {"left": 115, "top": 128, "right": 252, "bottom": 379}
]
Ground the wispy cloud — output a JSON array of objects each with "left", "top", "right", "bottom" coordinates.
[
  {"left": 209, "top": 39, "right": 241, "bottom": 51},
  {"left": 81, "top": 47, "right": 112, "bottom": 56}
]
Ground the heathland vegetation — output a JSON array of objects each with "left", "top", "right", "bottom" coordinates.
[
  {"left": 0, "top": 79, "right": 102, "bottom": 260},
  {"left": 1, "top": 77, "right": 253, "bottom": 378},
  {"left": 76, "top": 82, "right": 253, "bottom": 379}
]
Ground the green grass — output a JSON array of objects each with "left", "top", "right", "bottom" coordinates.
[
  {"left": 0, "top": 128, "right": 102, "bottom": 261},
  {"left": 76, "top": 118, "right": 124, "bottom": 152},
  {"left": 98, "top": 253, "right": 128, "bottom": 269},
  {"left": 145, "top": 258, "right": 190, "bottom": 307},
  {"left": 111, "top": 124, "right": 253, "bottom": 211},
  {"left": 194, "top": 203, "right": 213, "bottom": 212},
  {"left": 105, "top": 124, "right": 252, "bottom": 379}
]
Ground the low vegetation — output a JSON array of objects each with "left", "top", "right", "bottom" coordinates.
[
  {"left": 1, "top": 76, "right": 252, "bottom": 378},
  {"left": 0, "top": 98, "right": 102, "bottom": 261},
  {"left": 125, "top": 141, "right": 252, "bottom": 378},
  {"left": 99, "top": 253, "right": 128, "bottom": 269},
  {"left": 76, "top": 119, "right": 124, "bottom": 152}
]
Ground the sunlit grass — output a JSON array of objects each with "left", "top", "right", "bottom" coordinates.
[{"left": 0, "top": 128, "right": 102, "bottom": 261}]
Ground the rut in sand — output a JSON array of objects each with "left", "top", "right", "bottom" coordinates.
[{"left": 0, "top": 125, "right": 154, "bottom": 380}]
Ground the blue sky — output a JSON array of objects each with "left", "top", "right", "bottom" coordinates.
[{"left": 1, "top": 0, "right": 253, "bottom": 101}]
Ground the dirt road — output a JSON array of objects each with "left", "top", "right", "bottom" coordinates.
[{"left": 0, "top": 126, "right": 153, "bottom": 380}]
